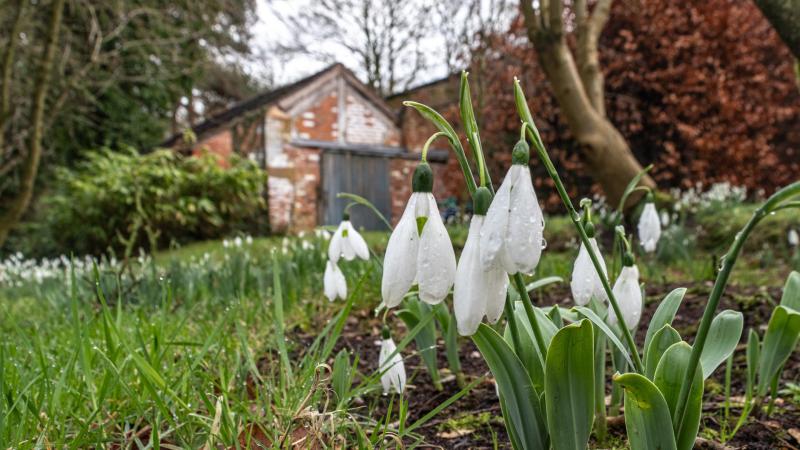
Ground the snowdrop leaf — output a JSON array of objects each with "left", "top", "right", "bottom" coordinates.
[
  {"left": 545, "top": 319, "right": 595, "bottom": 450},
  {"left": 654, "top": 342, "right": 703, "bottom": 450},
  {"left": 473, "top": 324, "right": 548, "bottom": 449},
  {"left": 613, "top": 373, "right": 677, "bottom": 450},
  {"left": 699, "top": 310, "right": 743, "bottom": 379},
  {"left": 644, "top": 325, "right": 682, "bottom": 379},
  {"left": 757, "top": 305, "right": 800, "bottom": 396},
  {"left": 643, "top": 288, "right": 686, "bottom": 359},
  {"left": 780, "top": 271, "right": 800, "bottom": 311},
  {"left": 573, "top": 306, "right": 634, "bottom": 369}
]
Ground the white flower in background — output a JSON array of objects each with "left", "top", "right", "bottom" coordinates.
[
  {"left": 660, "top": 210, "right": 670, "bottom": 227},
  {"left": 378, "top": 330, "right": 406, "bottom": 394},
  {"left": 323, "top": 260, "right": 347, "bottom": 301},
  {"left": 570, "top": 237, "right": 609, "bottom": 306},
  {"left": 328, "top": 216, "right": 370, "bottom": 263},
  {"left": 480, "top": 142, "right": 545, "bottom": 275},
  {"left": 789, "top": 229, "right": 799, "bottom": 247},
  {"left": 607, "top": 264, "right": 643, "bottom": 330},
  {"left": 382, "top": 163, "right": 456, "bottom": 307},
  {"left": 637, "top": 202, "right": 661, "bottom": 252},
  {"left": 454, "top": 198, "right": 509, "bottom": 336}
]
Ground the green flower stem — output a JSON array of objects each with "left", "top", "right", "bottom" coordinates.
[
  {"left": 672, "top": 181, "right": 800, "bottom": 437},
  {"left": 515, "top": 79, "right": 645, "bottom": 375},
  {"left": 422, "top": 131, "right": 447, "bottom": 163},
  {"left": 512, "top": 272, "right": 549, "bottom": 360}
]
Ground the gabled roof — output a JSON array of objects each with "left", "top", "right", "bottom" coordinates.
[{"left": 162, "top": 63, "right": 397, "bottom": 149}]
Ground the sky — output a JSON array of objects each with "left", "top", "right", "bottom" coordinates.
[{"left": 246, "top": 0, "right": 467, "bottom": 90}]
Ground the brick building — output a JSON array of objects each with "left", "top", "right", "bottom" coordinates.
[{"left": 164, "top": 64, "right": 462, "bottom": 232}]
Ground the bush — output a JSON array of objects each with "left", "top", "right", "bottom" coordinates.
[{"left": 13, "top": 147, "right": 267, "bottom": 257}]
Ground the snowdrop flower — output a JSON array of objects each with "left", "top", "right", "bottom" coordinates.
[
  {"left": 480, "top": 139, "right": 544, "bottom": 275},
  {"left": 455, "top": 188, "right": 509, "bottom": 336},
  {"left": 660, "top": 210, "right": 670, "bottom": 227},
  {"left": 382, "top": 162, "right": 456, "bottom": 307},
  {"left": 328, "top": 214, "right": 370, "bottom": 263},
  {"left": 323, "top": 260, "right": 347, "bottom": 301},
  {"left": 789, "top": 229, "right": 799, "bottom": 247},
  {"left": 570, "top": 218, "right": 608, "bottom": 306},
  {"left": 378, "top": 328, "right": 406, "bottom": 394},
  {"left": 637, "top": 197, "right": 661, "bottom": 253},
  {"left": 608, "top": 264, "right": 642, "bottom": 330}
]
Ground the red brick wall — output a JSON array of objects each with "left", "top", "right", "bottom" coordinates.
[
  {"left": 192, "top": 130, "right": 233, "bottom": 166},
  {"left": 267, "top": 146, "right": 322, "bottom": 233},
  {"left": 294, "top": 92, "right": 339, "bottom": 141}
]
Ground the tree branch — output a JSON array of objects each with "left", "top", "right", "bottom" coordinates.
[{"left": 0, "top": 0, "right": 26, "bottom": 151}]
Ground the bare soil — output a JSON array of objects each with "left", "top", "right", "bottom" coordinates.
[{"left": 325, "top": 281, "right": 800, "bottom": 449}]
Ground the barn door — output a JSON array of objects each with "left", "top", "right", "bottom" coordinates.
[{"left": 321, "top": 152, "right": 391, "bottom": 230}]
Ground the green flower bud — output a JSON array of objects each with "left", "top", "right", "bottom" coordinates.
[
  {"left": 412, "top": 162, "right": 433, "bottom": 193},
  {"left": 342, "top": 211, "right": 350, "bottom": 220},
  {"left": 473, "top": 186, "right": 492, "bottom": 216},
  {"left": 511, "top": 139, "right": 530, "bottom": 165},
  {"left": 584, "top": 221, "right": 596, "bottom": 238},
  {"left": 381, "top": 326, "right": 390, "bottom": 339},
  {"left": 622, "top": 251, "right": 635, "bottom": 267}
]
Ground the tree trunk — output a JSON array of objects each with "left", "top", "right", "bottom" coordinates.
[
  {"left": 0, "top": 0, "right": 65, "bottom": 247},
  {"left": 754, "top": 0, "right": 800, "bottom": 58},
  {"left": 520, "top": 0, "right": 654, "bottom": 208}
]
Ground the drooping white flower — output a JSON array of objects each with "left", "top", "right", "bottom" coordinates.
[
  {"left": 480, "top": 164, "right": 545, "bottom": 275},
  {"left": 660, "top": 210, "right": 670, "bottom": 227},
  {"left": 789, "top": 229, "right": 799, "bottom": 247},
  {"left": 381, "top": 192, "right": 456, "bottom": 307},
  {"left": 455, "top": 214, "right": 509, "bottom": 336},
  {"left": 607, "top": 265, "right": 643, "bottom": 330},
  {"left": 378, "top": 332, "right": 406, "bottom": 394},
  {"left": 328, "top": 218, "right": 370, "bottom": 263},
  {"left": 638, "top": 202, "right": 661, "bottom": 253},
  {"left": 570, "top": 237, "right": 609, "bottom": 306},
  {"left": 323, "top": 260, "right": 347, "bottom": 301}
]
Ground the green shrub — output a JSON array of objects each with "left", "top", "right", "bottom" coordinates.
[{"left": 14, "top": 147, "right": 267, "bottom": 257}]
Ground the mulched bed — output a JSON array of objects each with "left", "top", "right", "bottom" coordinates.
[{"left": 302, "top": 281, "right": 800, "bottom": 449}]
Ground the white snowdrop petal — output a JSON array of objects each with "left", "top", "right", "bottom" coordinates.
[
  {"left": 638, "top": 203, "right": 661, "bottom": 253},
  {"left": 324, "top": 261, "right": 338, "bottom": 301},
  {"left": 484, "top": 271, "right": 509, "bottom": 324},
  {"left": 328, "top": 223, "right": 345, "bottom": 263},
  {"left": 480, "top": 168, "right": 513, "bottom": 271},
  {"left": 347, "top": 222, "right": 370, "bottom": 260},
  {"left": 571, "top": 238, "right": 608, "bottom": 306},
  {"left": 379, "top": 338, "right": 406, "bottom": 394},
  {"left": 455, "top": 217, "right": 488, "bottom": 336},
  {"left": 381, "top": 195, "right": 419, "bottom": 308},
  {"left": 340, "top": 221, "right": 357, "bottom": 261},
  {"left": 609, "top": 265, "right": 642, "bottom": 330},
  {"left": 788, "top": 229, "right": 799, "bottom": 247},
  {"left": 335, "top": 263, "right": 347, "bottom": 300},
  {"left": 417, "top": 194, "right": 456, "bottom": 305},
  {"left": 570, "top": 242, "right": 593, "bottom": 306},
  {"left": 507, "top": 165, "right": 544, "bottom": 274}
]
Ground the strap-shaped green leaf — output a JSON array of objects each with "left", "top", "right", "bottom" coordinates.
[
  {"left": 699, "top": 310, "right": 743, "bottom": 379},
  {"left": 643, "top": 288, "right": 686, "bottom": 359},
  {"left": 613, "top": 373, "right": 678, "bottom": 450},
  {"left": 573, "top": 305, "right": 634, "bottom": 368},
  {"left": 654, "top": 342, "right": 703, "bottom": 450},
  {"left": 745, "top": 329, "right": 759, "bottom": 399},
  {"left": 757, "top": 305, "right": 800, "bottom": 396},
  {"left": 545, "top": 319, "right": 595, "bottom": 450},
  {"left": 780, "top": 271, "right": 800, "bottom": 311},
  {"left": 473, "top": 324, "right": 548, "bottom": 449},
  {"left": 644, "top": 325, "right": 682, "bottom": 379}
]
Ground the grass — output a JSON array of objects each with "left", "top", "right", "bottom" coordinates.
[{"left": 0, "top": 206, "right": 795, "bottom": 447}]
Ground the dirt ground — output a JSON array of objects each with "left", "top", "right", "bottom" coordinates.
[{"left": 326, "top": 282, "right": 800, "bottom": 449}]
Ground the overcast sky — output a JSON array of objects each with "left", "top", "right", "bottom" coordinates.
[{"left": 246, "top": 0, "right": 470, "bottom": 89}]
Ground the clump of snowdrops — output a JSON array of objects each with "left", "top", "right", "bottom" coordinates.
[{"left": 365, "top": 72, "right": 800, "bottom": 450}]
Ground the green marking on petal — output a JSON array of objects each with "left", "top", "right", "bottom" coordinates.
[
  {"left": 342, "top": 228, "right": 349, "bottom": 238},
  {"left": 416, "top": 216, "right": 428, "bottom": 236}
]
